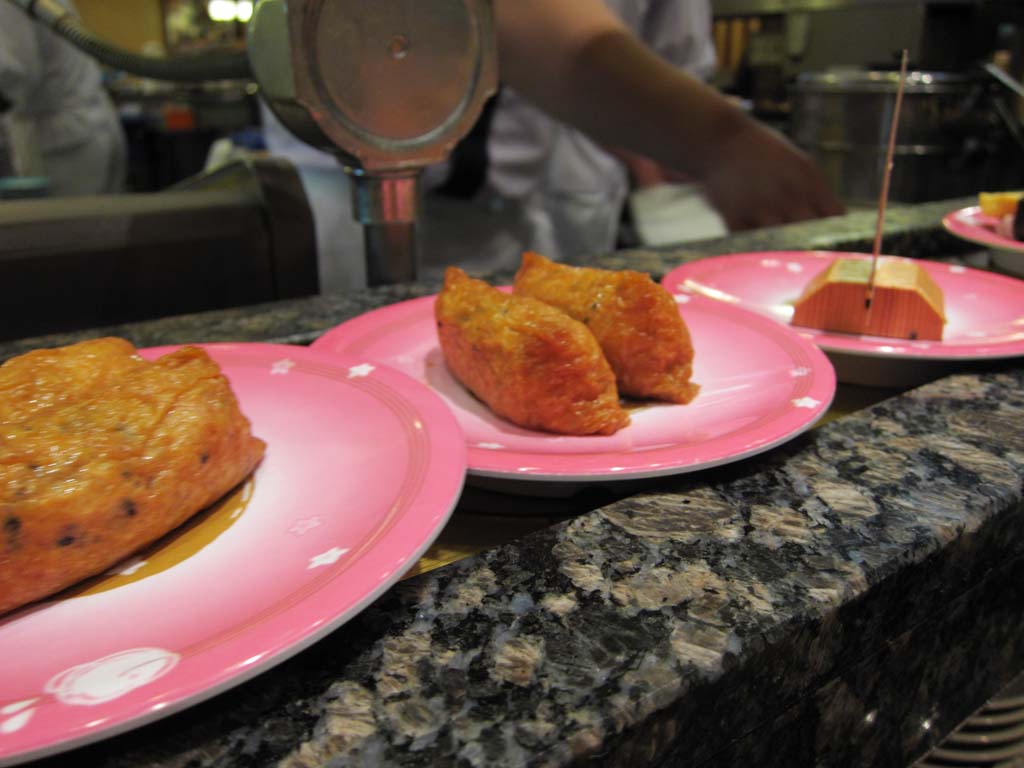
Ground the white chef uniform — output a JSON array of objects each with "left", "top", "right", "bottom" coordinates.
[
  {"left": 0, "top": 0, "right": 126, "bottom": 195},
  {"left": 417, "top": 0, "right": 719, "bottom": 279}
]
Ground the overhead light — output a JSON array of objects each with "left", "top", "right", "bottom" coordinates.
[
  {"left": 236, "top": 1, "right": 253, "bottom": 22},
  {"left": 207, "top": 0, "right": 237, "bottom": 22}
]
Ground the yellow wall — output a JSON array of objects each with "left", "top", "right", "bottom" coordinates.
[{"left": 75, "top": 0, "right": 165, "bottom": 54}]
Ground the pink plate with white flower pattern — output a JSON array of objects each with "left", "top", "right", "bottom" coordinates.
[
  {"left": 943, "top": 206, "right": 1024, "bottom": 256},
  {"left": 662, "top": 251, "right": 1024, "bottom": 361},
  {"left": 311, "top": 293, "right": 835, "bottom": 481},
  {"left": 0, "top": 343, "right": 465, "bottom": 766}
]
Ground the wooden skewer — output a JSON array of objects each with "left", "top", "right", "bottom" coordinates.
[{"left": 866, "top": 49, "right": 909, "bottom": 309}]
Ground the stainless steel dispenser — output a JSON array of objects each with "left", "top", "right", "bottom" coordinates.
[
  {"left": 790, "top": 69, "right": 977, "bottom": 204},
  {"left": 248, "top": 0, "right": 498, "bottom": 284}
]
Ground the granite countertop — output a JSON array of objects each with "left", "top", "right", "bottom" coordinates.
[{"left": 7, "top": 196, "right": 1024, "bottom": 768}]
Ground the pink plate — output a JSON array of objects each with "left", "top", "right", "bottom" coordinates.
[
  {"left": 943, "top": 205, "right": 1024, "bottom": 255},
  {"left": 662, "top": 251, "right": 1024, "bottom": 360},
  {"left": 311, "top": 293, "right": 835, "bottom": 481},
  {"left": 0, "top": 343, "right": 465, "bottom": 766}
]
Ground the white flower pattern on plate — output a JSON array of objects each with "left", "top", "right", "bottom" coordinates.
[
  {"left": 308, "top": 547, "right": 350, "bottom": 569},
  {"left": 0, "top": 699, "right": 39, "bottom": 735},
  {"left": 347, "top": 364, "right": 375, "bottom": 379},
  {"left": 44, "top": 649, "right": 180, "bottom": 706},
  {"left": 290, "top": 517, "right": 323, "bottom": 536},
  {"left": 792, "top": 397, "right": 821, "bottom": 409},
  {"left": 270, "top": 359, "right": 296, "bottom": 375}
]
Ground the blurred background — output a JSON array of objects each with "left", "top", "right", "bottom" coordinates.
[
  {"left": 15, "top": 0, "right": 1017, "bottom": 201},
  {"left": 2, "top": 0, "right": 1024, "bottom": 337}
]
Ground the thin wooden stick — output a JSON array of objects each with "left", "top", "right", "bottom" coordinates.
[{"left": 866, "top": 49, "right": 909, "bottom": 308}]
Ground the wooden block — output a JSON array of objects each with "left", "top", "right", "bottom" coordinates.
[{"left": 792, "top": 258, "right": 945, "bottom": 340}]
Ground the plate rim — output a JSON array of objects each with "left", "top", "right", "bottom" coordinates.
[
  {"left": 661, "top": 250, "right": 1024, "bottom": 361},
  {"left": 0, "top": 342, "right": 466, "bottom": 766},
  {"left": 943, "top": 205, "right": 1024, "bottom": 255},
  {"left": 311, "top": 293, "right": 837, "bottom": 482}
]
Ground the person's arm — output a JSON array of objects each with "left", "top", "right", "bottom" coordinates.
[{"left": 494, "top": 0, "right": 845, "bottom": 230}]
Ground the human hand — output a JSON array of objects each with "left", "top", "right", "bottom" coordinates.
[
  {"left": 492, "top": 0, "right": 844, "bottom": 230},
  {"left": 700, "top": 110, "right": 845, "bottom": 231}
]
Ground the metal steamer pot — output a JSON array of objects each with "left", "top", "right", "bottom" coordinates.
[{"left": 790, "top": 70, "right": 979, "bottom": 205}]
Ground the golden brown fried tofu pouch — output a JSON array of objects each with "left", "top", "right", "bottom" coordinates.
[
  {"left": 0, "top": 337, "right": 265, "bottom": 615},
  {"left": 514, "top": 252, "right": 699, "bottom": 404},
  {"left": 436, "top": 267, "right": 629, "bottom": 435}
]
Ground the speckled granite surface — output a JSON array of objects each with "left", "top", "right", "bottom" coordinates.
[{"left": 7, "top": 197, "right": 1024, "bottom": 768}]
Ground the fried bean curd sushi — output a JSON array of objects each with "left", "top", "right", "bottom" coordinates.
[
  {"left": 514, "top": 252, "right": 698, "bottom": 403},
  {"left": 0, "top": 337, "right": 265, "bottom": 615},
  {"left": 435, "top": 268, "right": 629, "bottom": 435}
]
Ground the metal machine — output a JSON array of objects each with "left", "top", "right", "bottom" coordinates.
[
  {"left": 248, "top": 0, "right": 498, "bottom": 285},
  {"left": 711, "top": 0, "right": 1024, "bottom": 204},
  {"left": 5, "top": 0, "right": 499, "bottom": 286}
]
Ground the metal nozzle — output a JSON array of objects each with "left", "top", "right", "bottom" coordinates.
[{"left": 350, "top": 171, "right": 421, "bottom": 284}]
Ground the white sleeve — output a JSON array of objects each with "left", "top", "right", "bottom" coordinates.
[
  {"left": 639, "top": 0, "right": 717, "bottom": 80},
  {"left": 0, "top": 5, "right": 41, "bottom": 110}
]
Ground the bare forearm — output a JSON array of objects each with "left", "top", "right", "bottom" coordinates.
[
  {"left": 494, "top": 0, "right": 739, "bottom": 179},
  {"left": 493, "top": 0, "right": 845, "bottom": 229}
]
